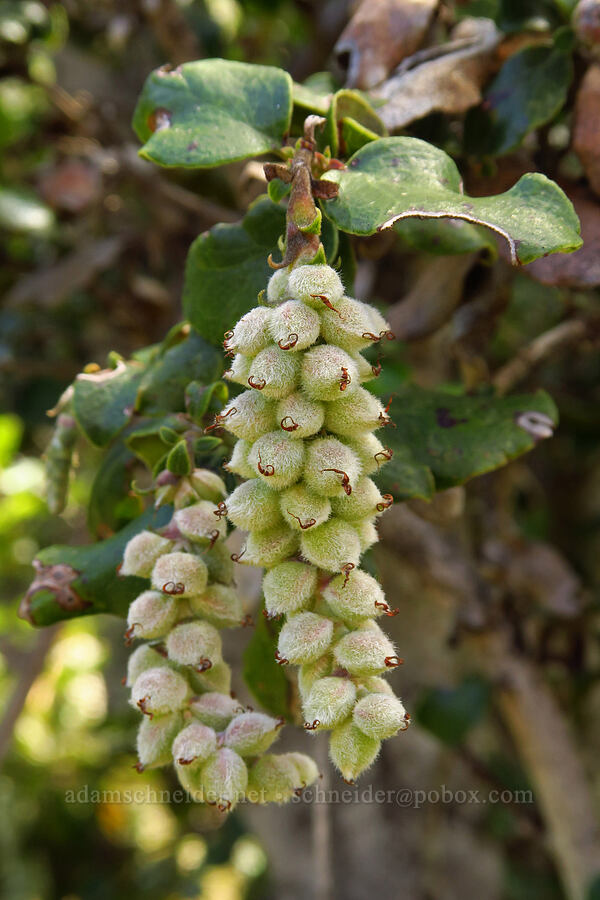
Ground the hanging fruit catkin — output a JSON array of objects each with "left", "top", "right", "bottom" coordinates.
[
  {"left": 217, "top": 264, "right": 410, "bottom": 784},
  {"left": 121, "top": 467, "right": 317, "bottom": 810}
]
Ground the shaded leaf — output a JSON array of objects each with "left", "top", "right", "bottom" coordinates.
[
  {"left": 376, "top": 385, "right": 559, "bottom": 494},
  {"left": 322, "top": 136, "right": 582, "bottom": 264},
  {"left": 395, "top": 217, "right": 497, "bottom": 258},
  {"left": 243, "top": 608, "right": 291, "bottom": 719},
  {"left": 23, "top": 505, "right": 172, "bottom": 626},
  {"left": 326, "top": 89, "right": 386, "bottom": 157},
  {"left": 125, "top": 415, "right": 185, "bottom": 469},
  {"left": 132, "top": 58, "right": 293, "bottom": 168},
  {"left": 73, "top": 361, "right": 143, "bottom": 448},
  {"left": 416, "top": 675, "right": 491, "bottom": 746},
  {"left": 136, "top": 329, "right": 222, "bottom": 414},
  {"left": 464, "top": 32, "right": 573, "bottom": 157},
  {"left": 87, "top": 441, "right": 139, "bottom": 538}
]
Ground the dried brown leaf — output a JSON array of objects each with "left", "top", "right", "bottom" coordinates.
[
  {"left": 372, "top": 17, "right": 500, "bottom": 130},
  {"left": 573, "top": 64, "right": 600, "bottom": 198},
  {"left": 335, "top": 0, "right": 438, "bottom": 90}
]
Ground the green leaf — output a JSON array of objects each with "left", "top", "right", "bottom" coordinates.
[
  {"left": 243, "top": 609, "right": 291, "bottom": 719},
  {"left": 136, "top": 330, "right": 222, "bottom": 414},
  {"left": 395, "top": 217, "right": 497, "bottom": 259},
  {"left": 375, "top": 385, "right": 559, "bottom": 495},
  {"left": 87, "top": 441, "right": 138, "bottom": 538},
  {"left": 73, "top": 362, "right": 143, "bottom": 448},
  {"left": 132, "top": 58, "right": 293, "bottom": 169},
  {"left": 416, "top": 676, "right": 491, "bottom": 746},
  {"left": 464, "top": 35, "right": 573, "bottom": 156},
  {"left": 326, "top": 90, "right": 386, "bottom": 157},
  {"left": 125, "top": 415, "right": 185, "bottom": 469},
  {"left": 166, "top": 439, "right": 192, "bottom": 476},
  {"left": 23, "top": 506, "right": 172, "bottom": 626},
  {"left": 183, "top": 195, "right": 286, "bottom": 345},
  {"left": 321, "top": 136, "right": 582, "bottom": 265}
]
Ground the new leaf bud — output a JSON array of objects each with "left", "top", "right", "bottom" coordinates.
[
  {"left": 151, "top": 551, "right": 208, "bottom": 598},
  {"left": 127, "top": 590, "right": 178, "bottom": 640},
  {"left": 278, "top": 612, "right": 334, "bottom": 664},
  {"left": 228, "top": 306, "right": 272, "bottom": 356},
  {"left": 224, "top": 712, "right": 282, "bottom": 756},
  {"left": 287, "top": 264, "right": 344, "bottom": 310},
  {"left": 244, "top": 524, "right": 300, "bottom": 568},
  {"left": 121, "top": 531, "right": 173, "bottom": 577},
  {"left": 301, "top": 345, "right": 359, "bottom": 401},
  {"left": 221, "top": 390, "right": 276, "bottom": 441},
  {"left": 280, "top": 483, "right": 331, "bottom": 531},
  {"left": 353, "top": 692, "right": 408, "bottom": 740},
  {"left": 248, "top": 345, "right": 301, "bottom": 398},
  {"left": 172, "top": 722, "right": 217, "bottom": 769},
  {"left": 199, "top": 748, "right": 248, "bottom": 811},
  {"left": 131, "top": 667, "right": 191, "bottom": 717},
  {"left": 248, "top": 431, "right": 305, "bottom": 489},
  {"left": 173, "top": 501, "right": 227, "bottom": 545},
  {"left": 322, "top": 570, "right": 385, "bottom": 625},
  {"left": 263, "top": 560, "right": 318, "bottom": 616},
  {"left": 269, "top": 300, "right": 320, "bottom": 351},
  {"left": 189, "top": 584, "right": 244, "bottom": 628},
  {"left": 137, "top": 711, "right": 183, "bottom": 769},
  {"left": 329, "top": 720, "right": 381, "bottom": 782},
  {"left": 190, "top": 692, "right": 243, "bottom": 731},
  {"left": 305, "top": 676, "right": 357, "bottom": 729},
  {"left": 226, "top": 479, "right": 283, "bottom": 532},
  {"left": 275, "top": 391, "right": 325, "bottom": 439},
  {"left": 166, "top": 621, "right": 222, "bottom": 669},
  {"left": 333, "top": 622, "right": 397, "bottom": 676},
  {"left": 300, "top": 519, "right": 361, "bottom": 573}
]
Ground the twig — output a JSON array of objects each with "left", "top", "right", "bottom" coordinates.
[
  {"left": 493, "top": 319, "right": 587, "bottom": 395},
  {"left": 0, "top": 625, "right": 60, "bottom": 765},
  {"left": 312, "top": 732, "right": 333, "bottom": 900}
]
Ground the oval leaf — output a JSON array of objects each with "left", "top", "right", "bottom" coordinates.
[
  {"left": 321, "top": 136, "right": 582, "bottom": 264},
  {"left": 133, "top": 58, "right": 293, "bottom": 168}
]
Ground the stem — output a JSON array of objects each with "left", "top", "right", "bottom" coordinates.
[{"left": 312, "top": 732, "right": 333, "bottom": 900}]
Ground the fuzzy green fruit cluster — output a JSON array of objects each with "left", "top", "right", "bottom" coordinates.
[
  {"left": 121, "top": 468, "right": 317, "bottom": 811},
  {"left": 216, "top": 264, "right": 410, "bottom": 783}
]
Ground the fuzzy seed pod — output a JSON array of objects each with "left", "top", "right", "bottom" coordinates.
[
  {"left": 353, "top": 693, "right": 408, "bottom": 740},
  {"left": 122, "top": 531, "right": 173, "bottom": 577},
  {"left": 300, "top": 519, "right": 361, "bottom": 572},
  {"left": 333, "top": 622, "right": 396, "bottom": 676},
  {"left": 166, "top": 621, "right": 222, "bottom": 669},
  {"left": 265, "top": 268, "right": 290, "bottom": 306},
  {"left": 151, "top": 551, "right": 208, "bottom": 598},
  {"left": 329, "top": 720, "right": 381, "bottom": 783},
  {"left": 269, "top": 300, "right": 320, "bottom": 351},
  {"left": 304, "top": 676, "right": 357, "bottom": 729},
  {"left": 287, "top": 264, "right": 344, "bottom": 310},
  {"left": 127, "top": 590, "right": 178, "bottom": 640},
  {"left": 278, "top": 612, "right": 334, "bottom": 664},
  {"left": 283, "top": 752, "right": 320, "bottom": 789},
  {"left": 225, "top": 353, "right": 252, "bottom": 386},
  {"left": 227, "top": 306, "right": 272, "bottom": 356},
  {"left": 199, "top": 748, "right": 248, "bottom": 810},
  {"left": 190, "top": 692, "right": 244, "bottom": 731},
  {"left": 221, "top": 390, "right": 276, "bottom": 442},
  {"left": 217, "top": 264, "right": 407, "bottom": 783},
  {"left": 203, "top": 542, "right": 235, "bottom": 586},
  {"left": 172, "top": 722, "right": 217, "bottom": 769},
  {"left": 189, "top": 469, "right": 227, "bottom": 503},
  {"left": 301, "top": 345, "right": 359, "bottom": 401},
  {"left": 248, "top": 345, "right": 301, "bottom": 398},
  {"left": 275, "top": 391, "right": 325, "bottom": 438},
  {"left": 189, "top": 659, "right": 232, "bottom": 695},
  {"left": 137, "top": 712, "right": 184, "bottom": 769},
  {"left": 174, "top": 501, "right": 227, "bottom": 545},
  {"left": 226, "top": 479, "right": 283, "bottom": 532},
  {"left": 248, "top": 431, "right": 305, "bottom": 489},
  {"left": 280, "top": 483, "right": 331, "bottom": 531},
  {"left": 223, "top": 712, "right": 282, "bottom": 756},
  {"left": 126, "top": 643, "right": 170, "bottom": 687},
  {"left": 246, "top": 754, "right": 303, "bottom": 804},
  {"left": 131, "top": 667, "right": 191, "bottom": 717},
  {"left": 322, "top": 570, "right": 385, "bottom": 625},
  {"left": 263, "top": 560, "right": 318, "bottom": 616},
  {"left": 189, "top": 584, "right": 243, "bottom": 628}
]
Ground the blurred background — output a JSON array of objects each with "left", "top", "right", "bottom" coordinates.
[{"left": 2, "top": 1, "right": 600, "bottom": 898}]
